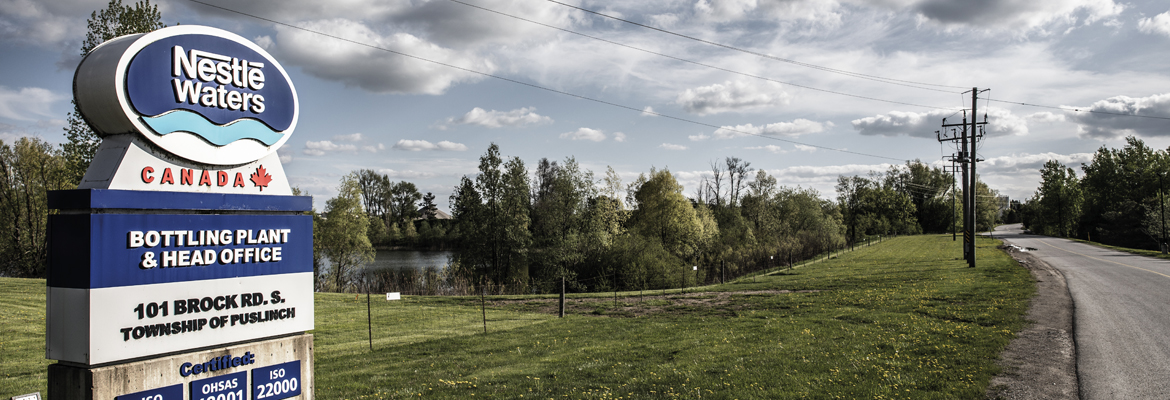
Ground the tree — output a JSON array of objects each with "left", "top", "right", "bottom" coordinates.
[
  {"left": 1035, "top": 160, "right": 1082, "bottom": 237},
  {"left": 420, "top": 192, "right": 438, "bottom": 220},
  {"left": 64, "top": 0, "right": 164, "bottom": 185},
  {"left": 355, "top": 169, "right": 390, "bottom": 220},
  {"left": 0, "top": 138, "right": 71, "bottom": 277},
  {"left": 628, "top": 168, "right": 711, "bottom": 261},
  {"left": 319, "top": 173, "right": 375, "bottom": 291},
  {"left": 1078, "top": 137, "right": 1163, "bottom": 245},
  {"left": 450, "top": 144, "right": 532, "bottom": 284},
  {"left": 388, "top": 181, "right": 422, "bottom": 226},
  {"left": 725, "top": 157, "right": 753, "bottom": 207}
]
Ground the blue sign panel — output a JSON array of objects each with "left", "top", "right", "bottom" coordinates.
[
  {"left": 126, "top": 34, "right": 296, "bottom": 134},
  {"left": 48, "top": 213, "right": 311, "bottom": 289},
  {"left": 115, "top": 383, "right": 183, "bottom": 400},
  {"left": 189, "top": 371, "right": 247, "bottom": 400},
  {"left": 251, "top": 360, "right": 301, "bottom": 400}
]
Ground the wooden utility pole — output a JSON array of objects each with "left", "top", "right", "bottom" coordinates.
[
  {"left": 937, "top": 87, "right": 988, "bottom": 268},
  {"left": 968, "top": 87, "right": 978, "bottom": 268},
  {"left": 559, "top": 276, "right": 565, "bottom": 318}
]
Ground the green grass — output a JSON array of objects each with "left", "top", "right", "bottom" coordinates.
[
  {"left": 0, "top": 278, "right": 53, "bottom": 397},
  {"left": 2, "top": 234, "right": 1032, "bottom": 399}
]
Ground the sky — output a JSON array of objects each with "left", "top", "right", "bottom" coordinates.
[{"left": 4, "top": 0, "right": 1170, "bottom": 212}]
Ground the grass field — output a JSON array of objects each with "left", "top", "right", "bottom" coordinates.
[{"left": 2, "top": 234, "right": 1032, "bottom": 399}]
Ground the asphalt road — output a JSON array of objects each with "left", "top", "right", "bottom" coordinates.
[{"left": 994, "top": 223, "right": 1170, "bottom": 399}]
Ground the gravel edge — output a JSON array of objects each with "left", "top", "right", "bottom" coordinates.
[{"left": 985, "top": 247, "right": 1079, "bottom": 400}]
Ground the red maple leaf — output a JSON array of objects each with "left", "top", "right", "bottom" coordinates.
[{"left": 250, "top": 165, "right": 273, "bottom": 191}]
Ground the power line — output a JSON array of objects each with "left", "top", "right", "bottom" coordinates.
[
  {"left": 987, "top": 98, "right": 1170, "bottom": 121},
  {"left": 447, "top": 0, "right": 956, "bottom": 109},
  {"left": 185, "top": 0, "right": 912, "bottom": 162},
  {"left": 544, "top": 0, "right": 967, "bottom": 92}
]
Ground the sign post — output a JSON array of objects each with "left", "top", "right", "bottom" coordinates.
[{"left": 48, "top": 25, "right": 313, "bottom": 400}]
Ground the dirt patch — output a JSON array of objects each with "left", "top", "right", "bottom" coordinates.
[
  {"left": 484, "top": 289, "right": 819, "bottom": 317},
  {"left": 986, "top": 246, "right": 1079, "bottom": 399}
]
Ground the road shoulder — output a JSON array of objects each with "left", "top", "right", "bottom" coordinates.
[{"left": 985, "top": 246, "right": 1079, "bottom": 400}]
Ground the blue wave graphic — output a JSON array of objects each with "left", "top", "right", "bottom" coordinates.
[{"left": 142, "top": 109, "right": 285, "bottom": 146}]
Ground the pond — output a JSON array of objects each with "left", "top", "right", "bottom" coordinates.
[{"left": 362, "top": 250, "right": 454, "bottom": 271}]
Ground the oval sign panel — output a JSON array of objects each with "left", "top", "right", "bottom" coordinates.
[{"left": 75, "top": 25, "right": 298, "bottom": 166}]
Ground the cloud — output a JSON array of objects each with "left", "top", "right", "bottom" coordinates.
[
  {"left": 714, "top": 119, "right": 832, "bottom": 139},
  {"left": 0, "top": 86, "right": 64, "bottom": 121},
  {"left": 641, "top": 106, "right": 657, "bottom": 116},
  {"left": 392, "top": 139, "right": 469, "bottom": 151},
  {"left": 269, "top": 19, "right": 490, "bottom": 95},
  {"left": 0, "top": 0, "right": 99, "bottom": 47},
  {"left": 691, "top": 0, "right": 843, "bottom": 25},
  {"left": 376, "top": 169, "right": 437, "bottom": 179},
  {"left": 794, "top": 144, "right": 817, "bottom": 153},
  {"left": 852, "top": 108, "right": 1026, "bottom": 138},
  {"left": 1027, "top": 112, "right": 1066, "bottom": 123},
  {"left": 980, "top": 152, "right": 1095, "bottom": 173},
  {"left": 1067, "top": 93, "right": 1170, "bottom": 138},
  {"left": 675, "top": 81, "right": 789, "bottom": 116},
  {"left": 437, "top": 107, "right": 552, "bottom": 129},
  {"left": 910, "top": 0, "right": 1123, "bottom": 31},
  {"left": 303, "top": 140, "right": 353, "bottom": 156},
  {"left": 1139, "top": 11, "right": 1170, "bottom": 37},
  {"left": 688, "top": 133, "right": 710, "bottom": 141},
  {"left": 303, "top": 133, "right": 386, "bottom": 155},
  {"left": 559, "top": 127, "right": 606, "bottom": 142},
  {"left": 613, "top": 132, "right": 627, "bottom": 142},
  {"left": 332, "top": 132, "right": 365, "bottom": 142},
  {"left": 746, "top": 144, "right": 785, "bottom": 154},
  {"left": 660, "top": 143, "right": 687, "bottom": 150}
]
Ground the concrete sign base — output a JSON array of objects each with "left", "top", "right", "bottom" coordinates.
[{"left": 48, "top": 333, "right": 313, "bottom": 400}]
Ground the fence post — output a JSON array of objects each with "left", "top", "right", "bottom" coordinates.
[
  {"left": 481, "top": 280, "right": 487, "bottom": 333},
  {"left": 366, "top": 289, "right": 372, "bottom": 351},
  {"left": 559, "top": 276, "right": 565, "bottom": 318}
]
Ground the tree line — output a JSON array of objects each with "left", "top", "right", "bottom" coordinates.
[
  {"left": 1021, "top": 136, "right": 1170, "bottom": 251},
  {"left": 0, "top": 0, "right": 163, "bottom": 278},
  {"left": 318, "top": 143, "right": 1001, "bottom": 294}
]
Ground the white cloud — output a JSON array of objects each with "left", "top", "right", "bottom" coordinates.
[
  {"left": 270, "top": 19, "right": 491, "bottom": 95},
  {"left": 746, "top": 145, "right": 785, "bottom": 154},
  {"left": 1068, "top": 93, "right": 1170, "bottom": 138},
  {"left": 714, "top": 119, "right": 832, "bottom": 139},
  {"left": 559, "top": 127, "right": 606, "bottom": 142},
  {"left": 1027, "top": 112, "right": 1066, "bottom": 123},
  {"left": 332, "top": 132, "right": 364, "bottom": 142},
  {"left": 613, "top": 132, "right": 627, "bottom": 142},
  {"left": 1139, "top": 11, "right": 1170, "bottom": 37},
  {"left": 981, "top": 152, "right": 1095, "bottom": 173},
  {"left": 392, "top": 139, "right": 469, "bottom": 151},
  {"left": 908, "top": 0, "right": 1124, "bottom": 31},
  {"left": 852, "top": 108, "right": 1026, "bottom": 138},
  {"left": 0, "top": 86, "right": 63, "bottom": 121},
  {"left": 688, "top": 133, "right": 710, "bottom": 141},
  {"left": 0, "top": 0, "right": 98, "bottom": 47},
  {"left": 376, "top": 169, "right": 437, "bottom": 179},
  {"left": 675, "top": 81, "right": 789, "bottom": 116},
  {"left": 660, "top": 143, "right": 687, "bottom": 150},
  {"left": 641, "top": 106, "right": 657, "bottom": 116},
  {"left": 437, "top": 107, "right": 552, "bottom": 129},
  {"left": 303, "top": 140, "right": 355, "bottom": 156},
  {"left": 304, "top": 134, "right": 386, "bottom": 155},
  {"left": 794, "top": 144, "right": 817, "bottom": 153}
]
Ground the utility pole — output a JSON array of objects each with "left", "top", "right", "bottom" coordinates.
[
  {"left": 1160, "top": 173, "right": 1167, "bottom": 253},
  {"left": 943, "top": 161, "right": 958, "bottom": 241},
  {"left": 937, "top": 87, "right": 988, "bottom": 268},
  {"left": 969, "top": 88, "right": 979, "bottom": 268}
]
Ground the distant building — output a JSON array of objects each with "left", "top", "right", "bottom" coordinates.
[{"left": 416, "top": 207, "right": 452, "bottom": 220}]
